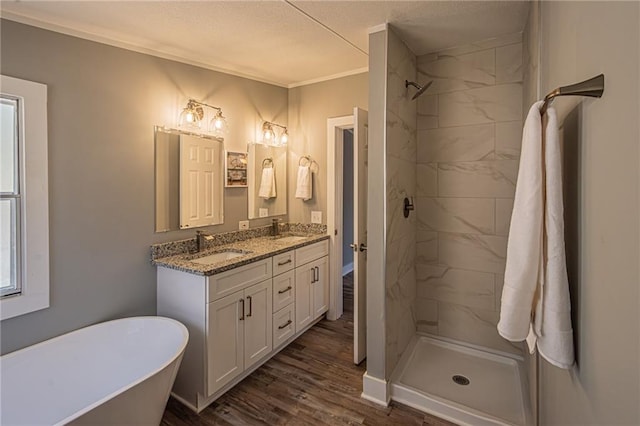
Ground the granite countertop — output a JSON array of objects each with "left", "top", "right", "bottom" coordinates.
[{"left": 153, "top": 232, "right": 330, "bottom": 276}]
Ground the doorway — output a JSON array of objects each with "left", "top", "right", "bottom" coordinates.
[
  {"left": 342, "top": 129, "right": 355, "bottom": 277},
  {"left": 326, "top": 108, "right": 368, "bottom": 365}
]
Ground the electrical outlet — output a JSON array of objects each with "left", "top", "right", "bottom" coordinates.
[
  {"left": 259, "top": 208, "right": 269, "bottom": 218},
  {"left": 239, "top": 220, "right": 249, "bottom": 230},
  {"left": 311, "top": 211, "right": 322, "bottom": 224}
]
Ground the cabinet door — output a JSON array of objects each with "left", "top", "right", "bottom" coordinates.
[
  {"left": 207, "top": 292, "right": 244, "bottom": 396},
  {"left": 312, "top": 256, "right": 329, "bottom": 319},
  {"left": 295, "top": 265, "right": 313, "bottom": 333},
  {"left": 244, "top": 280, "right": 273, "bottom": 369}
]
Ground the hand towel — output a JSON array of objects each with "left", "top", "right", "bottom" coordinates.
[
  {"left": 258, "top": 167, "right": 276, "bottom": 199},
  {"left": 295, "top": 165, "right": 312, "bottom": 201},
  {"left": 497, "top": 101, "right": 574, "bottom": 369}
]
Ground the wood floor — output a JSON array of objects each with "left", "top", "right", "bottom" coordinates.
[{"left": 161, "top": 273, "right": 454, "bottom": 426}]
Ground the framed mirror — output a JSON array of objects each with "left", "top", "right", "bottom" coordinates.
[
  {"left": 247, "top": 143, "right": 287, "bottom": 219},
  {"left": 155, "top": 126, "right": 224, "bottom": 232}
]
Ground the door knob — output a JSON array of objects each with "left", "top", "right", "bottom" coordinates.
[
  {"left": 349, "top": 243, "right": 358, "bottom": 252},
  {"left": 359, "top": 243, "right": 367, "bottom": 252}
]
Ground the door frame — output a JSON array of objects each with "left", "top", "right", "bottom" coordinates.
[{"left": 326, "top": 115, "right": 354, "bottom": 321}]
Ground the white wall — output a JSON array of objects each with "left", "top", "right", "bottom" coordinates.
[{"left": 538, "top": 2, "right": 640, "bottom": 424}]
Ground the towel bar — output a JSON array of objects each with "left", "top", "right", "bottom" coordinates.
[{"left": 540, "top": 74, "right": 604, "bottom": 116}]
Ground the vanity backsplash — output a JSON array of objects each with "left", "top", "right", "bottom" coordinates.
[{"left": 150, "top": 222, "right": 327, "bottom": 261}]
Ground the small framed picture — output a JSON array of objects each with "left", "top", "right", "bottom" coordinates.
[{"left": 225, "top": 151, "right": 248, "bottom": 187}]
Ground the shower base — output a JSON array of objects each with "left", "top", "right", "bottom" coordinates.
[{"left": 390, "top": 334, "right": 531, "bottom": 426}]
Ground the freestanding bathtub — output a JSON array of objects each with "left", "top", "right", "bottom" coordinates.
[{"left": 0, "top": 316, "right": 188, "bottom": 425}]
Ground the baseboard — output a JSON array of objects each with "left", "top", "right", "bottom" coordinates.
[
  {"left": 342, "top": 262, "right": 354, "bottom": 276},
  {"left": 361, "top": 372, "right": 390, "bottom": 406}
]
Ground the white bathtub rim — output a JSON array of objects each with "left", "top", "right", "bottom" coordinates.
[{"left": 1, "top": 316, "right": 189, "bottom": 426}]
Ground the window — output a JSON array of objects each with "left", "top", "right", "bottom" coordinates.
[
  {"left": 1, "top": 96, "right": 21, "bottom": 297},
  {"left": 0, "top": 75, "right": 49, "bottom": 321}
]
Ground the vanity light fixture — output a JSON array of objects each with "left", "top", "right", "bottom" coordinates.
[
  {"left": 178, "top": 99, "right": 227, "bottom": 136},
  {"left": 261, "top": 121, "right": 288, "bottom": 146}
]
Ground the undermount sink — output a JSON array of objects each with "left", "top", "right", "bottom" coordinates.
[
  {"left": 275, "top": 235, "right": 308, "bottom": 243},
  {"left": 189, "top": 250, "right": 248, "bottom": 265}
]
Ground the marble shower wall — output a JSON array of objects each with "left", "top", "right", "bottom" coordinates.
[
  {"left": 385, "top": 27, "right": 418, "bottom": 374},
  {"left": 415, "top": 33, "right": 524, "bottom": 355}
]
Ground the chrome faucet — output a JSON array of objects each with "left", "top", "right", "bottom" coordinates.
[
  {"left": 196, "top": 230, "right": 214, "bottom": 252},
  {"left": 271, "top": 218, "right": 281, "bottom": 237}
]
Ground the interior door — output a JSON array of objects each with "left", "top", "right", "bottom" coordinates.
[
  {"left": 179, "top": 134, "right": 223, "bottom": 229},
  {"left": 353, "top": 107, "right": 368, "bottom": 364}
]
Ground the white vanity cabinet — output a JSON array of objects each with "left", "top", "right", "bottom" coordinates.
[
  {"left": 156, "top": 238, "right": 329, "bottom": 413},
  {"left": 294, "top": 241, "right": 329, "bottom": 333}
]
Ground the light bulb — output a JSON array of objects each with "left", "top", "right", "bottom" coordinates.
[{"left": 280, "top": 129, "right": 288, "bottom": 144}]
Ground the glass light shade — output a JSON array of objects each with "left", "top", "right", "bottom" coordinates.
[
  {"left": 280, "top": 129, "right": 288, "bottom": 145},
  {"left": 209, "top": 111, "right": 227, "bottom": 135},
  {"left": 262, "top": 123, "right": 275, "bottom": 143},
  {"left": 179, "top": 105, "right": 202, "bottom": 129}
]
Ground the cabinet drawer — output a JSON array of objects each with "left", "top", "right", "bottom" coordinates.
[
  {"left": 272, "top": 270, "right": 295, "bottom": 312},
  {"left": 273, "top": 304, "right": 295, "bottom": 350},
  {"left": 272, "top": 250, "right": 295, "bottom": 276},
  {"left": 207, "top": 258, "right": 272, "bottom": 302},
  {"left": 295, "top": 240, "right": 329, "bottom": 267}
]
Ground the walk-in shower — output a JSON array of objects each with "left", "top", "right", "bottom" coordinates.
[{"left": 378, "top": 25, "right": 536, "bottom": 426}]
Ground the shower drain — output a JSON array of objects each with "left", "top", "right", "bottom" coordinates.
[{"left": 452, "top": 375, "right": 470, "bottom": 386}]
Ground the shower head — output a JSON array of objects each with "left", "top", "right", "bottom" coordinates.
[{"left": 405, "top": 80, "right": 433, "bottom": 100}]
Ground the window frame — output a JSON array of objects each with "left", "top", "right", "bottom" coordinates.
[
  {"left": 0, "top": 75, "right": 49, "bottom": 321},
  {"left": 1, "top": 96, "right": 23, "bottom": 298}
]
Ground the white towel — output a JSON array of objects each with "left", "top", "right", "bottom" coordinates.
[
  {"left": 497, "top": 101, "right": 574, "bottom": 369},
  {"left": 258, "top": 167, "right": 276, "bottom": 199},
  {"left": 295, "top": 165, "right": 312, "bottom": 201}
]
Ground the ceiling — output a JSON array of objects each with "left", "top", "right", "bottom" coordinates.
[{"left": 0, "top": 1, "right": 530, "bottom": 88}]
